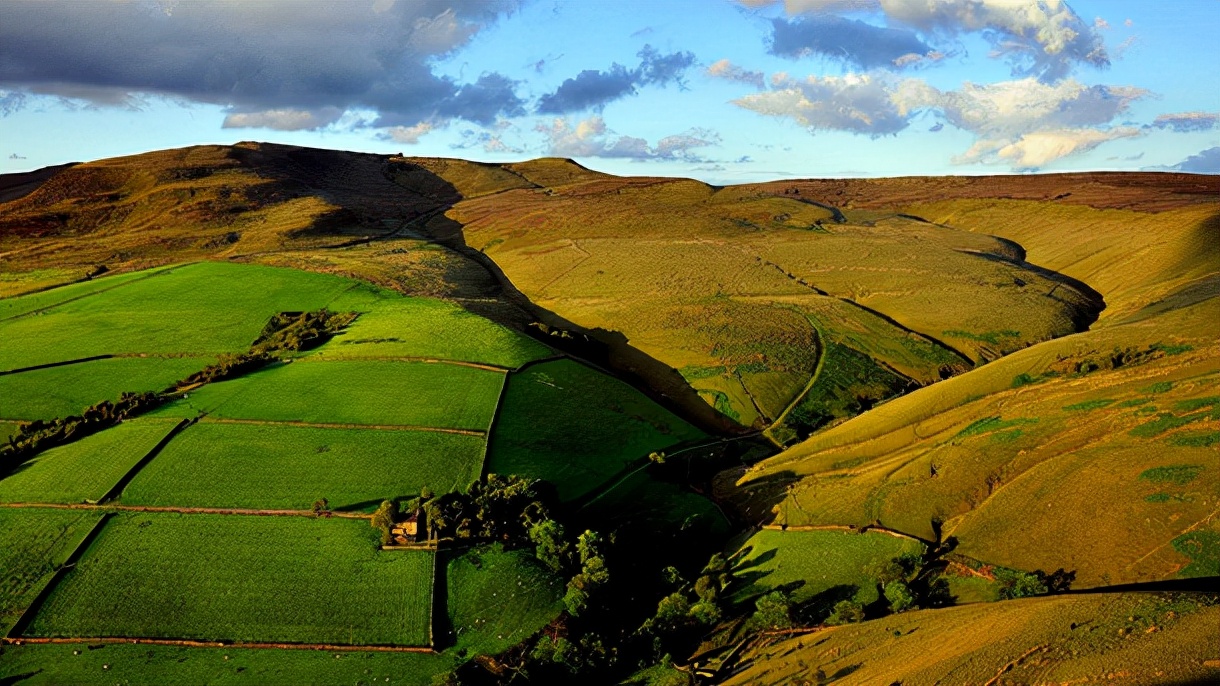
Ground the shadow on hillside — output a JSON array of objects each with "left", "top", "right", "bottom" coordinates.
[{"left": 965, "top": 249, "right": 1107, "bottom": 331}]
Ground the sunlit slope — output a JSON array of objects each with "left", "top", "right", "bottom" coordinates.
[
  {"left": 447, "top": 170, "right": 1100, "bottom": 431},
  {"left": 739, "top": 294, "right": 1219, "bottom": 587},
  {"left": 724, "top": 591, "right": 1220, "bottom": 686}
]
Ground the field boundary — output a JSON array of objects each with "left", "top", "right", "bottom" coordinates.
[
  {"left": 7, "top": 512, "right": 114, "bottom": 639},
  {"left": 93, "top": 417, "right": 194, "bottom": 504},
  {"left": 1, "top": 636, "right": 435, "bottom": 653},
  {"left": 761, "top": 523, "right": 931, "bottom": 545},
  {"left": 427, "top": 548, "right": 439, "bottom": 649},
  {"left": 0, "top": 352, "right": 218, "bottom": 377},
  {"left": 479, "top": 370, "right": 512, "bottom": 479},
  {"left": 199, "top": 417, "right": 486, "bottom": 437}
]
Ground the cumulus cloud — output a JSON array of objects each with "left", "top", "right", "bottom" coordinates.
[
  {"left": 1149, "top": 112, "right": 1220, "bottom": 133},
  {"left": 537, "top": 116, "right": 717, "bottom": 160},
  {"left": 536, "top": 45, "right": 695, "bottom": 113},
  {"left": 707, "top": 60, "right": 766, "bottom": 90},
  {"left": 1166, "top": 147, "right": 1220, "bottom": 174},
  {"left": 768, "top": 16, "right": 931, "bottom": 69},
  {"left": 383, "top": 122, "right": 436, "bottom": 144},
  {"left": 734, "top": 74, "right": 1145, "bottom": 168},
  {"left": 734, "top": 73, "right": 916, "bottom": 136},
  {"left": 222, "top": 107, "right": 344, "bottom": 131},
  {"left": 746, "top": 0, "right": 1107, "bottom": 81},
  {"left": 0, "top": 1, "right": 524, "bottom": 131}
]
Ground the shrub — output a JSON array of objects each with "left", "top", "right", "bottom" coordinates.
[{"left": 826, "top": 599, "right": 865, "bottom": 625}]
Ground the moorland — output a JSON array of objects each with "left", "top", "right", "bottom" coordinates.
[{"left": 0, "top": 143, "right": 1216, "bottom": 685}]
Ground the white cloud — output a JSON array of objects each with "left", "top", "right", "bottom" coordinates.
[
  {"left": 734, "top": 73, "right": 911, "bottom": 135},
  {"left": 966, "top": 127, "right": 1140, "bottom": 168},
  {"left": 707, "top": 59, "right": 766, "bottom": 90},
  {"left": 384, "top": 121, "right": 435, "bottom": 144},
  {"left": 537, "top": 116, "right": 717, "bottom": 160},
  {"left": 222, "top": 107, "right": 344, "bottom": 131}
]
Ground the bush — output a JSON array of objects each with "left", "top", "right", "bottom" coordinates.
[
  {"left": 827, "top": 599, "right": 865, "bottom": 625},
  {"left": 883, "top": 581, "right": 915, "bottom": 613},
  {"left": 750, "top": 591, "right": 793, "bottom": 631}
]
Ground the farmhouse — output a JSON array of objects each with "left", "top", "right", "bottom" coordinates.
[{"left": 391, "top": 510, "right": 422, "bottom": 544}]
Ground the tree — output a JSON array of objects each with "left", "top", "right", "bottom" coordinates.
[
  {"left": 530, "top": 519, "right": 572, "bottom": 573},
  {"left": 884, "top": 580, "right": 916, "bottom": 613},
  {"left": 312, "top": 498, "right": 330, "bottom": 517},
  {"left": 827, "top": 599, "right": 865, "bottom": 625},
  {"left": 370, "top": 500, "right": 396, "bottom": 545},
  {"left": 749, "top": 591, "right": 793, "bottom": 631},
  {"left": 997, "top": 569, "right": 1048, "bottom": 599}
]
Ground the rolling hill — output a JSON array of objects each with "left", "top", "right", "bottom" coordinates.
[{"left": 1, "top": 144, "right": 1217, "bottom": 685}]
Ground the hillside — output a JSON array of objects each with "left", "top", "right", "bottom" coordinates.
[{"left": 1, "top": 145, "right": 1217, "bottom": 685}]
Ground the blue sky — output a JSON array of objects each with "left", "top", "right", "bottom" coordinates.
[{"left": 1, "top": 0, "right": 1218, "bottom": 182}]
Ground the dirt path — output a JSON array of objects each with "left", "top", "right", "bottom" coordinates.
[
  {"left": 2, "top": 635, "right": 434, "bottom": 653},
  {"left": 0, "top": 501, "right": 368, "bottom": 519}
]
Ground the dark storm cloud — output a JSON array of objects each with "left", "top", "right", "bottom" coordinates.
[
  {"left": 768, "top": 16, "right": 931, "bottom": 69},
  {"left": 1149, "top": 112, "right": 1220, "bottom": 133},
  {"left": 536, "top": 45, "right": 695, "bottom": 113},
  {"left": 0, "top": 0, "right": 525, "bottom": 129}
]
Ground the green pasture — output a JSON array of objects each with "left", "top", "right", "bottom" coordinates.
[
  {"left": 0, "top": 267, "right": 172, "bottom": 322},
  {"left": 0, "top": 508, "right": 103, "bottom": 635},
  {"left": 0, "top": 419, "right": 179, "bottom": 504},
  {"left": 151, "top": 360, "right": 504, "bottom": 430},
  {"left": 123, "top": 422, "right": 485, "bottom": 511},
  {"left": 26, "top": 513, "right": 435, "bottom": 646},
  {"left": 445, "top": 545, "right": 564, "bottom": 656},
  {"left": 486, "top": 359, "right": 705, "bottom": 501},
  {"left": 0, "top": 356, "right": 212, "bottom": 420}
]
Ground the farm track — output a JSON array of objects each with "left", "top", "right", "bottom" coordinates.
[
  {"left": 199, "top": 417, "right": 486, "bottom": 437},
  {"left": 1, "top": 635, "right": 434, "bottom": 653},
  {"left": 0, "top": 501, "right": 368, "bottom": 520}
]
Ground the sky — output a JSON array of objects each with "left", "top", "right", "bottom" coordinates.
[{"left": 1, "top": 0, "right": 1218, "bottom": 183}]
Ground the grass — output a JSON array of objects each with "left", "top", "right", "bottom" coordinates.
[
  {"left": 955, "top": 415, "right": 1039, "bottom": 439},
  {"left": 579, "top": 468, "right": 731, "bottom": 535},
  {"left": 1168, "top": 430, "right": 1220, "bottom": 448},
  {"left": 26, "top": 513, "right": 435, "bottom": 646},
  {"left": 1063, "top": 398, "right": 1115, "bottom": 411},
  {"left": 0, "top": 267, "right": 172, "bottom": 322},
  {"left": 1174, "top": 396, "right": 1220, "bottom": 412},
  {"left": 123, "top": 422, "right": 485, "bottom": 511},
  {"left": 0, "top": 356, "right": 213, "bottom": 420},
  {"left": 0, "top": 262, "right": 357, "bottom": 370},
  {"left": 486, "top": 359, "right": 705, "bottom": 501},
  {"left": 1139, "top": 465, "right": 1205, "bottom": 486},
  {"left": 1171, "top": 532, "right": 1220, "bottom": 578},
  {"left": 0, "top": 642, "right": 452, "bottom": 685},
  {"left": 445, "top": 545, "right": 564, "bottom": 656},
  {"left": 1128, "top": 411, "right": 1209, "bottom": 438},
  {"left": 0, "top": 419, "right": 179, "bottom": 504},
  {"left": 315, "top": 283, "right": 551, "bottom": 368},
  {"left": 942, "top": 329, "right": 1021, "bottom": 346},
  {"left": 151, "top": 360, "right": 504, "bottom": 430},
  {"left": 0, "top": 508, "right": 103, "bottom": 636},
  {"left": 731, "top": 529, "right": 925, "bottom": 606},
  {"left": 777, "top": 340, "right": 908, "bottom": 443}
]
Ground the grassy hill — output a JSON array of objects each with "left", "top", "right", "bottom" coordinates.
[{"left": 1, "top": 146, "right": 1217, "bottom": 685}]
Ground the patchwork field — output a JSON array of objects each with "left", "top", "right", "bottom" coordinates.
[
  {"left": 26, "top": 513, "right": 435, "bottom": 646},
  {"left": 122, "top": 422, "right": 485, "bottom": 510},
  {"left": 0, "top": 508, "right": 103, "bottom": 635},
  {"left": 486, "top": 359, "right": 706, "bottom": 500},
  {"left": 732, "top": 529, "right": 926, "bottom": 607},
  {"left": 445, "top": 546, "right": 565, "bottom": 656},
  {"left": 0, "top": 419, "right": 179, "bottom": 504},
  {"left": 0, "top": 356, "right": 212, "bottom": 420}
]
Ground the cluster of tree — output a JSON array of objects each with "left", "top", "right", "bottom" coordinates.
[
  {"left": 996, "top": 567, "right": 1075, "bottom": 599},
  {"left": 1, "top": 391, "right": 161, "bottom": 475},
  {"left": 252, "top": 309, "right": 358, "bottom": 353}
]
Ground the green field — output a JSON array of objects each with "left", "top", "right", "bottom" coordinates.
[
  {"left": 0, "top": 508, "right": 103, "bottom": 635},
  {"left": 579, "top": 468, "right": 731, "bottom": 535},
  {"left": 26, "top": 513, "right": 435, "bottom": 646},
  {"left": 151, "top": 360, "right": 505, "bottom": 430},
  {"left": 0, "top": 262, "right": 357, "bottom": 370},
  {"left": 0, "top": 356, "right": 212, "bottom": 420},
  {"left": 316, "top": 283, "right": 551, "bottom": 368},
  {"left": 486, "top": 359, "right": 706, "bottom": 500},
  {"left": 0, "top": 419, "right": 179, "bottom": 504},
  {"left": 123, "top": 422, "right": 486, "bottom": 511},
  {"left": 0, "top": 267, "right": 173, "bottom": 322},
  {"left": 445, "top": 545, "right": 564, "bottom": 656},
  {"left": 0, "top": 643, "right": 453, "bottom": 686},
  {"left": 732, "top": 529, "right": 926, "bottom": 606}
]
